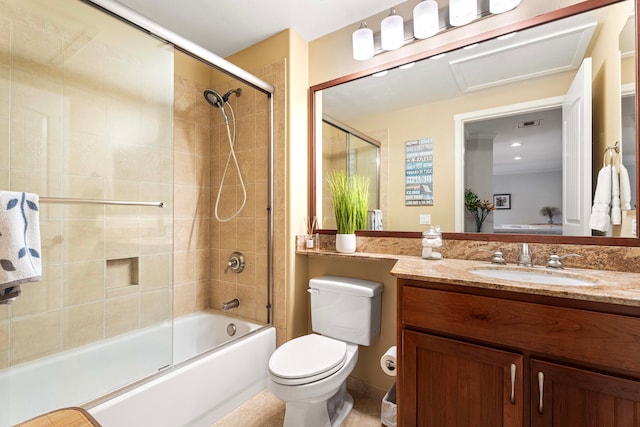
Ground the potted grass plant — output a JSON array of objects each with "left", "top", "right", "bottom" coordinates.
[{"left": 327, "top": 170, "right": 369, "bottom": 253}]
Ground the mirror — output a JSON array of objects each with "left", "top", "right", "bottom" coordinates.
[{"left": 311, "top": 0, "right": 638, "bottom": 243}]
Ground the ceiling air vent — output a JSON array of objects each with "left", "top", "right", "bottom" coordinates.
[{"left": 517, "top": 119, "right": 541, "bottom": 128}]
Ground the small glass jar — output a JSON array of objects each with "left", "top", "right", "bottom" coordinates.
[{"left": 421, "top": 226, "right": 443, "bottom": 259}]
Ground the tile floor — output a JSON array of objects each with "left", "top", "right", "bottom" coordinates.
[{"left": 211, "top": 387, "right": 385, "bottom": 427}]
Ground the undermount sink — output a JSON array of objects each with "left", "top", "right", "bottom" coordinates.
[{"left": 470, "top": 268, "right": 597, "bottom": 286}]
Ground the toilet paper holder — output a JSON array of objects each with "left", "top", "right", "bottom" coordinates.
[{"left": 384, "top": 359, "right": 396, "bottom": 371}]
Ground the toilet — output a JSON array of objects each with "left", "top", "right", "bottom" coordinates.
[{"left": 268, "top": 276, "right": 383, "bottom": 427}]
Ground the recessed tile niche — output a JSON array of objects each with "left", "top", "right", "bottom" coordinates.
[{"left": 106, "top": 257, "right": 140, "bottom": 289}]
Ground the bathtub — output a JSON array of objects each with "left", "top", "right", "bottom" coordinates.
[
  {"left": 89, "top": 311, "right": 275, "bottom": 427},
  {"left": 0, "top": 310, "right": 275, "bottom": 427}
]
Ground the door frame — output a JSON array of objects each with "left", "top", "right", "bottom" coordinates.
[{"left": 454, "top": 96, "right": 565, "bottom": 232}]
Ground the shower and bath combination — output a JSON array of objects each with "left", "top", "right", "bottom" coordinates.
[{"left": 204, "top": 88, "right": 246, "bottom": 222}]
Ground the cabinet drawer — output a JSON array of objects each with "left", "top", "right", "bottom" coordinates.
[{"left": 402, "top": 285, "right": 640, "bottom": 374}]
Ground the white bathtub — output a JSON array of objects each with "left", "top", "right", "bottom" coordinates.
[
  {"left": 0, "top": 310, "right": 274, "bottom": 427},
  {"left": 89, "top": 311, "right": 275, "bottom": 427}
]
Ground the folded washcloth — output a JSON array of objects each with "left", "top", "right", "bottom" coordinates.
[
  {"left": 589, "top": 165, "right": 612, "bottom": 232},
  {"left": 611, "top": 166, "right": 622, "bottom": 225},
  {"left": 620, "top": 163, "right": 632, "bottom": 210},
  {"left": 0, "top": 191, "right": 42, "bottom": 303}
]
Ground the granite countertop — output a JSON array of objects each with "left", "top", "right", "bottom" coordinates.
[{"left": 391, "top": 257, "right": 640, "bottom": 307}]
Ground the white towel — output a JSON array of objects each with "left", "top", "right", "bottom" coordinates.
[
  {"left": 620, "top": 163, "right": 632, "bottom": 211},
  {"left": 0, "top": 191, "right": 42, "bottom": 304},
  {"left": 611, "top": 166, "right": 622, "bottom": 225},
  {"left": 589, "top": 165, "right": 612, "bottom": 232}
]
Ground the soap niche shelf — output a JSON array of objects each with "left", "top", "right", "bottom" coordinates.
[{"left": 106, "top": 257, "right": 139, "bottom": 289}]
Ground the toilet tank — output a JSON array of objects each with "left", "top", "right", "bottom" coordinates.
[{"left": 309, "top": 276, "right": 383, "bottom": 346}]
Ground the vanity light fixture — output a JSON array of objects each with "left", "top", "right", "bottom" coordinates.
[
  {"left": 381, "top": 8, "right": 404, "bottom": 51},
  {"left": 449, "top": 0, "right": 477, "bottom": 26},
  {"left": 352, "top": 22, "right": 374, "bottom": 60},
  {"left": 490, "top": 0, "right": 521, "bottom": 14},
  {"left": 351, "top": 0, "right": 521, "bottom": 60},
  {"left": 413, "top": 0, "right": 439, "bottom": 39}
]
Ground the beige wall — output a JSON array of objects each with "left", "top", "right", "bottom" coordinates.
[{"left": 1, "top": 0, "right": 173, "bottom": 367}]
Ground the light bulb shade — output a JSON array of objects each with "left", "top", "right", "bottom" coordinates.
[
  {"left": 413, "top": 0, "right": 439, "bottom": 39},
  {"left": 490, "top": 0, "right": 521, "bottom": 14},
  {"left": 449, "top": 0, "right": 477, "bottom": 26},
  {"left": 381, "top": 10, "right": 404, "bottom": 51},
  {"left": 352, "top": 24, "right": 374, "bottom": 60}
]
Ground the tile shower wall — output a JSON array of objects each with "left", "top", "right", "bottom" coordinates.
[
  {"left": 173, "top": 53, "right": 284, "bottom": 332},
  {"left": 0, "top": 0, "right": 174, "bottom": 368}
]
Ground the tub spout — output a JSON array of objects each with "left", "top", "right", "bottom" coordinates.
[{"left": 222, "top": 298, "right": 240, "bottom": 311}]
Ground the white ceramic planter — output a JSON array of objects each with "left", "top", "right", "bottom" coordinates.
[{"left": 335, "top": 234, "right": 356, "bottom": 253}]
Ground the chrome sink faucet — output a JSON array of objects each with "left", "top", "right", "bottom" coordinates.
[{"left": 517, "top": 243, "right": 533, "bottom": 267}]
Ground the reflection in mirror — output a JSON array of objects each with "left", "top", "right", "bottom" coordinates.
[
  {"left": 313, "top": 0, "right": 637, "bottom": 239},
  {"left": 320, "top": 116, "right": 381, "bottom": 230}
]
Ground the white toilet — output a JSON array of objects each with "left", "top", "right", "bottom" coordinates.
[{"left": 268, "top": 276, "right": 383, "bottom": 427}]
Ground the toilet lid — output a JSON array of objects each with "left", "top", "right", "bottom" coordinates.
[{"left": 269, "top": 335, "right": 347, "bottom": 385}]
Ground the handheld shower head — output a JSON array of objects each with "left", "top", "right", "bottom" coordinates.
[
  {"left": 203, "top": 89, "right": 224, "bottom": 108},
  {"left": 203, "top": 88, "right": 242, "bottom": 109}
]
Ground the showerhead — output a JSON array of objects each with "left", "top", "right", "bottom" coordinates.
[
  {"left": 204, "top": 89, "right": 225, "bottom": 108},
  {"left": 203, "top": 88, "right": 242, "bottom": 109}
]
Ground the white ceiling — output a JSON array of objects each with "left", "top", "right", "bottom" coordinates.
[{"left": 113, "top": 0, "right": 402, "bottom": 57}]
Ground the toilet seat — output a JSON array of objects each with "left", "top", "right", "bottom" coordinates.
[{"left": 269, "top": 334, "right": 347, "bottom": 386}]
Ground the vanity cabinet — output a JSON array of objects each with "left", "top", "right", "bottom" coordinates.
[{"left": 397, "top": 279, "right": 640, "bottom": 426}]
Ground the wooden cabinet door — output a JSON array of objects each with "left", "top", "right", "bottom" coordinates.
[
  {"left": 531, "top": 359, "right": 640, "bottom": 427},
  {"left": 401, "top": 330, "right": 524, "bottom": 427}
]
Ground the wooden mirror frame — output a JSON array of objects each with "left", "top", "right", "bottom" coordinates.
[{"left": 309, "top": 0, "right": 640, "bottom": 247}]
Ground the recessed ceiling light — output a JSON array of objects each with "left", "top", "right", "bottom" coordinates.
[
  {"left": 498, "top": 32, "right": 517, "bottom": 40},
  {"left": 373, "top": 70, "right": 388, "bottom": 77},
  {"left": 510, "top": 142, "right": 522, "bottom": 147},
  {"left": 514, "top": 156, "right": 522, "bottom": 160},
  {"left": 399, "top": 62, "right": 415, "bottom": 70}
]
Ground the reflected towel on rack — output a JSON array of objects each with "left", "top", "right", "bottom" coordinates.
[
  {"left": 611, "top": 166, "right": 621, "bottom": 225},
  {"left": 0, "top": 191, "right": 42, "bottom": 304},
  {"left": 620, "top": 163, "right": 632, "bottom": 211},
  {"left": 589, "top": 165, "right": 612, "bottom": 232}
]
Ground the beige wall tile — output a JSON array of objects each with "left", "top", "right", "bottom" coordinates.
[
  {"left": 174, "top": 283, "right": 195, "bottom": 317},
  {"left": 10, "top": 264, "right": 62, "bottom": 317},
  {"left": 64, "top": 261, "right": 104, "bottom": 306},
  {"left": 139, "top": 253, "right": 173, "bottom": 291},
  {"left": 173, "top": 250, "right": 195, "bottom": 286},
  {"left": 106, "top": 295, "right": 140, "bottom": 338},
  {"left": 236, "top": 284, "right": 256, "bottom": 319},
  {"left": 141, "top": 289, "right": 171, "bottom": 327},
  {"left": 63, "top": 302, "right": 104, "bottom": 349},
  {"left": 105, "top": 217, "right": 140, "bottom": 259},
  {"left": 63, "top": 219, "right": 105, "bottom": 262},
  {"left": 11, "top": 312, "right": 61, "bottom": 365}
]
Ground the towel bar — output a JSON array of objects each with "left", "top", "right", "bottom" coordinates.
[{"left": 40, "top": 197, "right": 164, "bottom": 208}]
